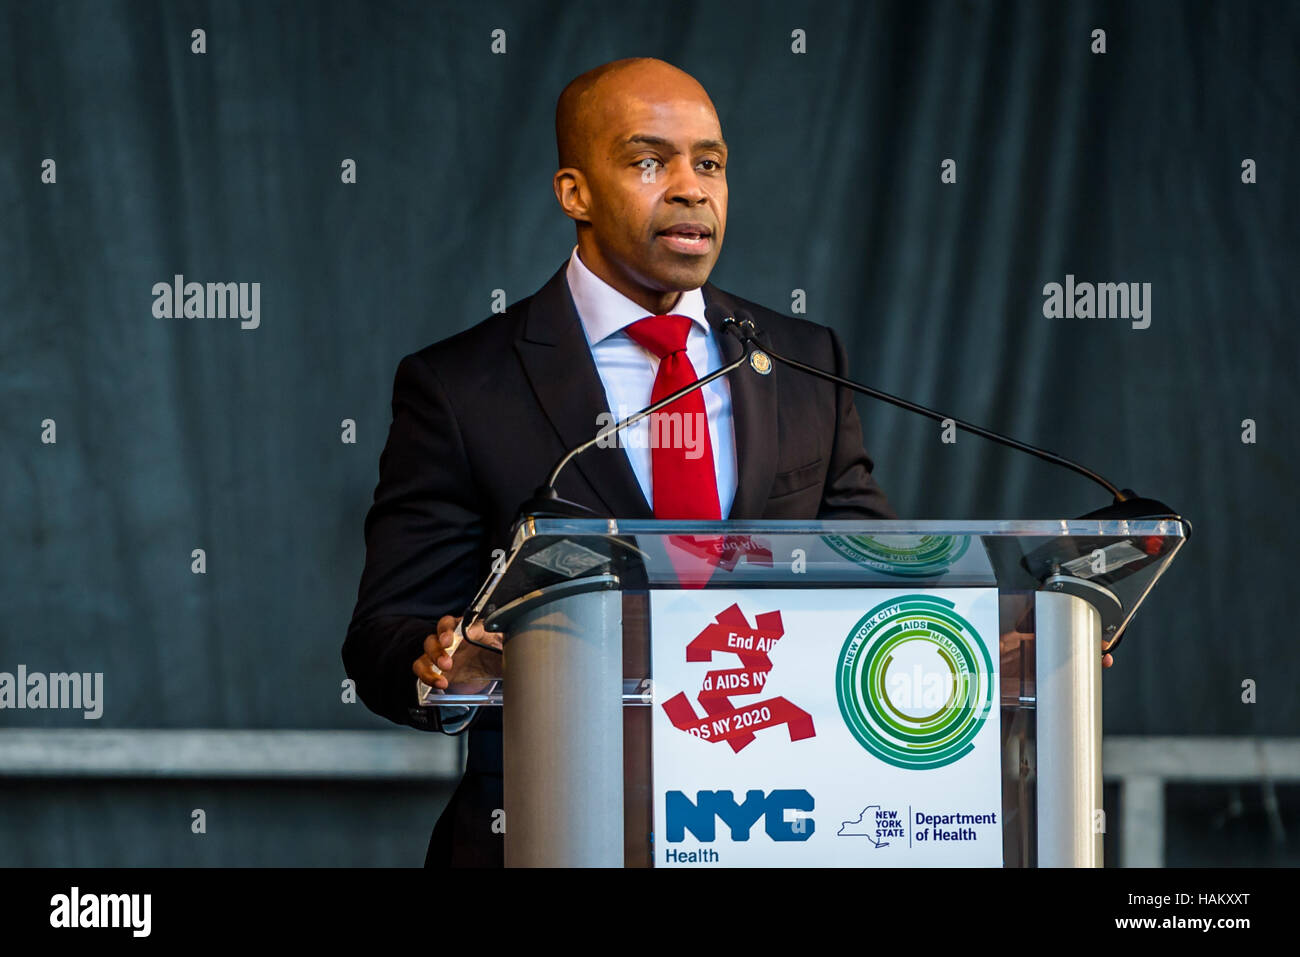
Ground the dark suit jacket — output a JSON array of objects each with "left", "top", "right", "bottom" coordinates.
[{"left": 342, "top": 262, "right": 895, "bottom": 867}]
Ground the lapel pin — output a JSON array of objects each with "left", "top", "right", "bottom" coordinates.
[{"left": 750, "top": 351, "right": 772, "bottom": 375}]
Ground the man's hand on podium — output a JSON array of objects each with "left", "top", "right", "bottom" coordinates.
[
  {"left": 1000, "top": 618, "right": 1116, "bottom": 677},
  {"left": 413, "top": 615, "right": 504, "bottom": 693}
]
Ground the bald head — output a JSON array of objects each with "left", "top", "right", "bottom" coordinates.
[
  {"left": 555, "top": 58, "right": 719, "bottom": 169},
  {"left": 551, "top": 57, "right": 728, "bottom": 314}
]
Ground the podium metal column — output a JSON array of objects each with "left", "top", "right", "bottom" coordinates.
[
  {"left": 500, "top": 586, "right": 623, "bottom": 867},
  {"left": 1035, "top": 590, "right": 1104, "bottom": 867}
]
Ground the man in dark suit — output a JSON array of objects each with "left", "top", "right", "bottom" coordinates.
[{"left": 342, "top": 56, "right": 895, "bottom": 867}]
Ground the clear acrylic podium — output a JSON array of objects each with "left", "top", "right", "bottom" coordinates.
[{"left": 426, "top": 517, "right": 1187, "bottom": 868}]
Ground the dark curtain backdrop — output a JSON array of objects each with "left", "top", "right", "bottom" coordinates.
[{"left": 1, "top": 0, "right": 1296, "bottom": 862}]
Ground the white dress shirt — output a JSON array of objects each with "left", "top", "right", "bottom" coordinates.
[
  {"left": 565, "top": 244, "right": 738, "bottom": 517},
  {"left": 419, "top": 248, "right": 739, "bottom": 720}
]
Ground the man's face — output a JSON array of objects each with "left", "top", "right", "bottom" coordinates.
[{"left": 562, "top": 85, "right": 728, "bottom": 300}]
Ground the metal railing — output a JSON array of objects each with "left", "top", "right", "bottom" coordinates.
[{"left": 1, "top": 730, "right": 1295, "bottom": 866}]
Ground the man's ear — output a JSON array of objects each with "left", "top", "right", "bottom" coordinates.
[{"left": 553, "top": 168, "right": 592, "bottom": 223}]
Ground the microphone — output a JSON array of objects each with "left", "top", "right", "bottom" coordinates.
[
  {"left": 725, "top": 307, "right": 1187, "bottom": 527},
  {"left": 515, "top": 304, "right": 756, "bottom": 520}
]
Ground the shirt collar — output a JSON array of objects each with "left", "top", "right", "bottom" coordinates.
[{"left": 565, "top": 244, "right": 710, "bottom": 345}]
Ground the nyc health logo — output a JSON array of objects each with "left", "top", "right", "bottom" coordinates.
[{"left": 835, "top": 594, "right": 994, "bottom": 770}]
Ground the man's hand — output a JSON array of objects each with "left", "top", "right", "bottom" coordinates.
[
  {"left": 413, "top": 615, "right": 504, "bottom": 692},
  {"left": 1001, "top": 630, "right": 1116, "bottom": 677}
]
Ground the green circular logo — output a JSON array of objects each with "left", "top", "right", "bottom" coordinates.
[
  {"left": 836, "top": 594, "right": 994, "bottom": 770},
  {"left": 823, "top": 534, "right": 969, "bottom": 577}
]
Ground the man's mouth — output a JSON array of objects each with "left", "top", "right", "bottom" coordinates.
[{"left": 656, "top": 222, "right": 713, "bottom": 255}]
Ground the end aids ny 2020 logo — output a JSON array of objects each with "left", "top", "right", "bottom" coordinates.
[{"left": 661, "top": 603, "right": 815, "bottom": 751}]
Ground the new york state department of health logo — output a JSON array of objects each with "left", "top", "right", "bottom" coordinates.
[{"left": 836, "top": 594, "right": 994, "bottom": 770}]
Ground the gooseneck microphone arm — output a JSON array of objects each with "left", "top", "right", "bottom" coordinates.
[
  {"left": 447, "top": 305, "right": 756, "bottom": 656},
  {"left": 544, "top": 351, "right": 749, "bottom": 490},
  {"left": 733, "top": 312, "right": 1149, "bottom": 509}
]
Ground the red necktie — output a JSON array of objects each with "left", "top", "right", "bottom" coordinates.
[{"left": 625, "top": 314, "right": 721, "bottom": 520}]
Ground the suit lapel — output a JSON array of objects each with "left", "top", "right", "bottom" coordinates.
[
  {"left": 702, "top": 284, "right": 778, "bottom": 519},
  {"left": 513, "top": 266, "right": 779, "bottom": 521},
  {"left": 514, "top": 265, "right": 653, "bottom": 518}
]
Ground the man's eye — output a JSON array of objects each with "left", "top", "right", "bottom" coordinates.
[
  {"left": 637, "top": 157, "right": 663, "bottom": 170},
  {"left": 698, "top": 159, "right": 722, "bottom": 171}
]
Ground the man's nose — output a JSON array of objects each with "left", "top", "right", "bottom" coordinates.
[{"left": 665, "top": 158, "right": 708, "bottom": 204}]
